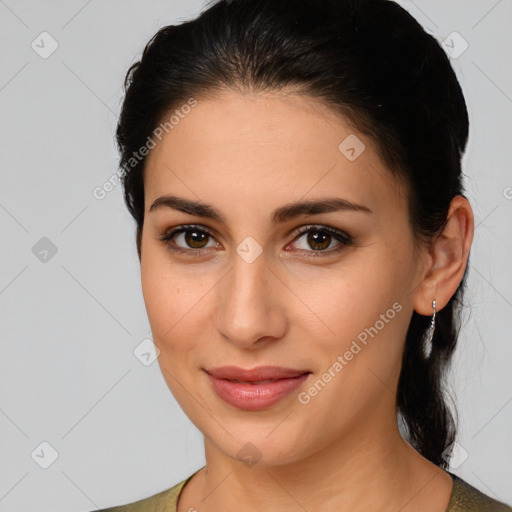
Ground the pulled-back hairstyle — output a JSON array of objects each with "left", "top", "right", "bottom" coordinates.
[{"left": 116, "top": 0, "right": 470, "bottom": 468}]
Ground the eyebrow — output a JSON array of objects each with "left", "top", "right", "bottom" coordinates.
[{"left": 149, "top": 194, "right": 373, "bottom": 223}]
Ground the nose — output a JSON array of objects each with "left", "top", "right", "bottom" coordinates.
[{"left": 214, "top": 251, "right": 288, "bottom": 350}]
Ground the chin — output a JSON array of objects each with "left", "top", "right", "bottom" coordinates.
[{"left": 201, "top": 416, "right": 319, "bottom": 467}]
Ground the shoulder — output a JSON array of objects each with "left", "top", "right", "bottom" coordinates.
[
  {"left": 96, "top": 473, "right": 195, "bottom": 512},
  {"left": 446, "top": 472, "right": 512, "bottom": 512}
]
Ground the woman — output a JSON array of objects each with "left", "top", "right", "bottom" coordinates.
[{"left": 99, "top": 0, "right": 511, "bottom": 510}]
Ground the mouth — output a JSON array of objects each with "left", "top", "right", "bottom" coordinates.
[
  {"left": 205, "top": 365, "right": 311, "bottom": 381},
  {"left": 204, "top": 366, "right": 312, "bottom": 411},
  {"left": 224, "top": 378, "right": 285, "bottom": 384}
]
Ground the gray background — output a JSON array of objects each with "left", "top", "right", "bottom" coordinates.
[{"left": 0, "top": 1, "right": 511, "bottom": 510}]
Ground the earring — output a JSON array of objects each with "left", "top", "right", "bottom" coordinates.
[{"left": 423, "top": 299, "right": 436, "bottom": 359}]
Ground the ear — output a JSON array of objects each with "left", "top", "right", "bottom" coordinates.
[{"left": 413, "top": 195, "right": 474, "bottom": 316}]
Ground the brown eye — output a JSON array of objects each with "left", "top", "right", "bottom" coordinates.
[
  {"left": 289, "top": 225, "right": 353, "bottom": 257},
  {"left": 306, "top": 230, "right": 332, "bottom": 251},
  {"left": 183, "top": 229, "right": 209, "bottom": 249},
  {"left": 159, "top": 225, "right": 217, "bottom": 253},
  {"left": 159, "top": 224, "right": 352, "bottom": 258}
]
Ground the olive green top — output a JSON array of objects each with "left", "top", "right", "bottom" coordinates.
[{"left": 98, "top": 469, "right": 512, "bottom": 511}]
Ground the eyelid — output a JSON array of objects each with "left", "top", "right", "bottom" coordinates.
[{"left": 291, "top": 224, "right": 352, "bottom": 244}]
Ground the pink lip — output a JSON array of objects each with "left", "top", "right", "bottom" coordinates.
[{"left": 205, "top": 366, "right": 311, "bottom": 411}]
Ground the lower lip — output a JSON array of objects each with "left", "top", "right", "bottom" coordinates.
[{"left": 206, "top": 372, "right": 310, "bottom": 411}]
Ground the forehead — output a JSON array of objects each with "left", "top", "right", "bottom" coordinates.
[{"left": 143, "top": 90, "right": 405, "bottom": 220}]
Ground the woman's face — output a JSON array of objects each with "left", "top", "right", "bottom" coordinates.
[{"left": 140, "top": 90, "right": 430, "bottom": 466}]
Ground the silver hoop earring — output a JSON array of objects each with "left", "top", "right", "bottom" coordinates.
[{"left": 423, "top": 299, "right": 436, "bottom": 359}]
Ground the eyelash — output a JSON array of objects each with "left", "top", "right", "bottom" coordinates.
[{"left": 158, "top": 224, "right": 353, "bottom": 258}]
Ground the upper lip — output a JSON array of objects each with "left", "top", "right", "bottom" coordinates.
[{"left": 205, "top": 365, "right": 310, "bottom": 382}]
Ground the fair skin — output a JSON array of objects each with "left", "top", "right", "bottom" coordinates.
[{"left": 140, "top": 89, "right": 474, "bottom": 512}]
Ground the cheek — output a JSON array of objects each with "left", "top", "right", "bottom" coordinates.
[
  {"left": 140, "top": 246, "right": 206, "bottom": 355},
  {"left": 141, "top": 261, "right": 208, "bottom": 411},
  {"left": 298, "top": 255, "right": 403, "bottom": 336},
  {"left": 294, "top": 245, "right": 412, "bottom": 385},
  {"left": 292, "top": 270, "right": 409, "bottom": 436}
]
